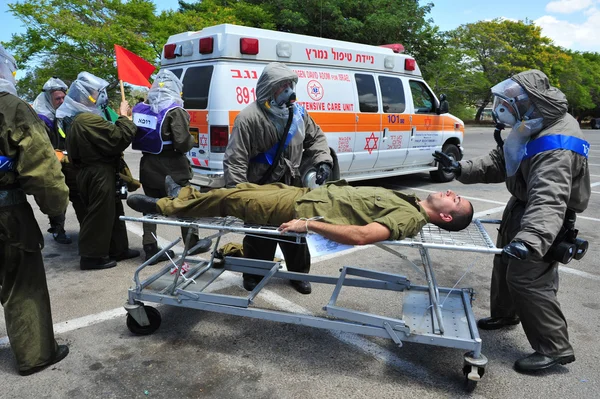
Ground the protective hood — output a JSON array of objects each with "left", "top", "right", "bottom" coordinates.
[
  {"left": 32, "top": 77, "right": 68, "bottom": 120},
  {"left": 257, "top": 62, "right": 298, "bottom": 104},
  {"left": 0, "top": 44, "right": 18, "bottom": 96},
  {"left": 511, "top": 69, "right": 568, "bottom": 125},
  {"left": 147, "top": 69, "right": 183, "bottom": 114},
  {"left": 56, "top": 71, "right": 109, "bottom": 119}
]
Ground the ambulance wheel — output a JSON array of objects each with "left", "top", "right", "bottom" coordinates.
[
  {"left": 127, "top": 306, "right": 161, "bottom": 335},
  {"left": 430, "top": 143, "right": 460, "bottom": 182}
]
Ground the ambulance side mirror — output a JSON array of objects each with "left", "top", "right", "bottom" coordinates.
[{"left": 437, "top": 94, "right": 449, "bottom": 115}]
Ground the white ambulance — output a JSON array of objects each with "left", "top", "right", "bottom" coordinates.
[{"left": 160, "top": 24, "right": 464, "bottom": 188}]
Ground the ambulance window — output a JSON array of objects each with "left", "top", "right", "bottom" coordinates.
[
  {"left": 355, "top": 74, "right": 378, "bottom": 113},
  {"left": 409, "top": 80, "right": 435, "bottom": 113},
  {"left": 169, "top": 69, "right": 183, "bottom": 79},
  {"left": 182, "top": 66, "right": 214, "bottom": 110},
  {"left": 378, "top": 76, "right": 405, "bottom": 113}
]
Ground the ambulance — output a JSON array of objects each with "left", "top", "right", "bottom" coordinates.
[{"left": 160, "top": 24, "right": 464, "bottom": 188}]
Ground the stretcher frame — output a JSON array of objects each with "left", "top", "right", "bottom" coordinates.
[{"left": 120, "top": 214, "right": 502, "bottom": 390}]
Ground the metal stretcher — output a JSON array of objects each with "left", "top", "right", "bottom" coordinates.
[{"left": 120, "top": 214, "right": 502, "bottom": 391}]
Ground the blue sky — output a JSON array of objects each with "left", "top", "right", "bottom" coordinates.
[{"left": 2, "top": 0, "right": 600, "bottom": 56}]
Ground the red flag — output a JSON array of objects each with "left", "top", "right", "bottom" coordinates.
[{"left": 114, "top": 44, "right": 156, "bottom": 87}]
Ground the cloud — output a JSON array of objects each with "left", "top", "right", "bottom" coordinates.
[
  {"left": 535, "top": 8, "right": 600, "bottom": 51},
  {"left": 545, "top": 0, "right": 593, "bottom": 14}
]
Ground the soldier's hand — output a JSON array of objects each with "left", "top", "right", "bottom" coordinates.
[
  {"left": 502, "top": 241, "right": 530, "bottom": 261},
  {"left": 119, "top": 100, "right": 131, "bottom": 117},
  {"left": 432, "top": 150, "right": 461, "bottom": 176},
  {"left": 315, "top": 163, "right": 332, "bottom": 185}
]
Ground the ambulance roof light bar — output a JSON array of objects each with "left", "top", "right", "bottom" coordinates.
[
  {"left": 405, "top": 58, "right": 416, "bottom": 71},
  {"left": 240, "top": 38, "right": 259, "bottom": 55},
  {"left": 380, "top": 43, "right": 405, "bottom": 54},
  {"left": 199, "top": 37, "right": 214, "bottom": 54}
]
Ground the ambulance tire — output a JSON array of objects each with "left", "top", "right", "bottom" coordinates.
[{"left": 430, "top": 143, "right": 460, "bottom": 183}]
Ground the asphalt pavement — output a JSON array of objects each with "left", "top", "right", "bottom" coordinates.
[{"left": 0, "top": 126, "right": 598, "bottom": 398}]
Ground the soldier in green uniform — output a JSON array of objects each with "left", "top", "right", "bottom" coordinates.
[
  {"left": 33, "top": 77, "right": 87, "bottom": 244},
  {"left": 127, "top": 178, "right": 474, "bottom": 244},
  {"left": 132, "top": 70, "right": 211, "bottom": 264},
  {"left": 57, "top": 72, "right": 140, "bottom": 270},
  {"left": 0, "top": 45, "right": 70, "bottom": 375}
]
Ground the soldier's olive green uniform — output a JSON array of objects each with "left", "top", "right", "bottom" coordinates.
[
  {"left": 158, "top": 180, "right": 429, "bottom": 241},
  {"left": 65, "top": 114, "right": 136, "bottom": 258},
  {"left": 0, "top": 92, "right": 69, "bottom": 372},
  {"left": 43, "top": 118, "right": 86, "bottom": 228},
  {"left": 458, "top": 71, "right": 590, "bottom": 357},
  {"left": 139, "top": 107, "right": 197, "bottom": 246}
]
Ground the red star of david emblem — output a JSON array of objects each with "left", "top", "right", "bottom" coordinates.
[
  {"left": 364, "top": 132, "right": 379, "bottom": 154},
  {"left": 199, "top": 135, "right": 208, "bottom": 147}
]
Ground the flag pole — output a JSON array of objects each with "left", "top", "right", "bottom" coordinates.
[{"left": 120, "top": 80, "right": 126, "bottom": 102}]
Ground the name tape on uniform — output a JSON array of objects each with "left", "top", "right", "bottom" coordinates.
[{"left": 132, "top": 113, "right": 158, "bottom": 130}]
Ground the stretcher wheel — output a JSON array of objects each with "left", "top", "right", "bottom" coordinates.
[
  {"left": 127, "top": 306, "right": 161, "bottom": 335},
  {"left": 464, "top": 377, "right": 477, "bottom": 392}
]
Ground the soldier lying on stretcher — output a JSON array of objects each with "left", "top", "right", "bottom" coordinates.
[{"left": 126, "top": 176, "right": 474, "bottom": 245}]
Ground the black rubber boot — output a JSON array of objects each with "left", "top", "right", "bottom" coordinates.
[
  {"left": 165, "top": 175, "right": 183, "bottom": 198},
  {"left": 127, "top": 195, "right": 159, "bottom": 214},
  {"left": 144, "top": 243, "right": 175, "bottom": 265},
  {"left": 19, "top": 345, "right": 69, "bottom": 376},
  {"left": 80, "top": 256, "right": 117, "bottom": 270}
]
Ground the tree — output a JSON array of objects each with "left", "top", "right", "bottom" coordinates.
[
  {"left": 4, "top": 0, "right": 272, "bottom": 102},
  {"left": 447, "top": 19, "right": 554, "bottom": 121}
]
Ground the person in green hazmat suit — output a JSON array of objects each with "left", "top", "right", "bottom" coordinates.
[
  {"left": 224, "top": 62, "right": 333, "bottom": 295},
  {"left": 434, "top": 69, "right": 591, "bottom": 373},
  {"left": 33, "top": 76, "right": 87, "bottom": 245},
  {"left": 0, "top": 44, "right": 70, "bottom": 375},
  {"left": 131, "top": 69, "right": 212, "bottom": 265},
  {"left": 57, "top": 72, "right": 140, "bottom": 270}
]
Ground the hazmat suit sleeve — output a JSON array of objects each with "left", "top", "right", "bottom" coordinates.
[
  {"left": 513, "top": 150, "right": 576, "bottom": 258},
  {"left": 164, "top": 107, "right": 194, "bottom": 153},
  {"left": 457, "top": 147, "right": 506, "bottom": 184},
  {"left": 301, "top": 114, "right": 333, "bottom": 168},
  {"left": 73, "top": 114, "right": 137, "bottom": 157},
  {"left": 13, "top": 97, "right": 68, "bottom": 216},
  {"left": 223, "top": 117, "right": 253, "bottom": 187}
]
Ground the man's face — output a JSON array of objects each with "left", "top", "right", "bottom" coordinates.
[
  {"left": 50, "top": 90, "right": 66, "bottom": 109},
  {"left": 426, "top": 190, "right": 471, "bottom": 217}
]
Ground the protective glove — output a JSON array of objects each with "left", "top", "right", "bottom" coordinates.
[
  {"left": 432, "top": 150, "right": 461, "bottom": 177},
  {"left": 315, "top": 163, "right": 332, "bottom": 185},
  {"left": 502, "top": 241, "right": 530, "bottom": 261}
]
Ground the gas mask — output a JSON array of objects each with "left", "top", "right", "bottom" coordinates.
[
  {"left": 96, "top": 88, "right": 109, "bottom": 111},
  {"left": 271, "top": 81, "right": 296, "bottom": 108}
]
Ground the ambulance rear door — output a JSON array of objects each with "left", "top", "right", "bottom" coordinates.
[
  {"left": 404, "top": 79, "right": 443, "bottom": 167},
  {"left": 373, "top": 74, "right": 410, "bottom": 169},
  {"left": 350, "top": 73, "right": 381, "bottom": 171}
]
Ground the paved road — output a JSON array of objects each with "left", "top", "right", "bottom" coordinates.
[{"left": 0, "top": 126, "right": 598, "bottom": 398}]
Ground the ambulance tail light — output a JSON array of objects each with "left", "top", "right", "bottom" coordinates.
[
  {"left": 405, "top": 58, "right": 416, "bottom": 71},
  {"left": 240, "top": 38, "right": 259, "bottom": 55},
  {"left": 163, "top": 44, "right": 177, "bottom": 59},
  {"left": 199, "top": 37, "right": 214, "bottom": 54},
  {"left": 210, "top": 126, "right": 229, "bottom": 152}
]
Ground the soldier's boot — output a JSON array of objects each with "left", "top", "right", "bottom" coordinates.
[
  {"left": 80, "top": 256, "right": 117, "bottom": 270},
  {"left": 53, "top": 228, "right": 72, "bottom": 245},
  {"left": 165, "top": 175, "right": 183, "bottom": 198},
  {"left": 144, "top": 243, "right": 175, "bottom": 265},
  {"left": 127, "top": 195, "right": 159, "bottom": 214},
  {"left": 19, "top": 345, "right": 70, "bottom": 376}
]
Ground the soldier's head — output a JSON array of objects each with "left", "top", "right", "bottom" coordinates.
[
  {"left": 491, "top": 76, "right": 544, "bottom": 135},
  {"left": 147, "top": 69, "right": 183, "bottom": 113},
  {"left": 56, "top": 72, "right": 109, "bottom": 119},
  {"left": 43, "top": 77, "right": 68, "bottom": 109},
  {"left": 420, "top": 190, "right": 474, "bottom": 232},
  {"left": 0, "top": 44, "right": 18, "bottom": 96},
  {"left": 257, "top": 62, "right": 298, "bottom": 110}
]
